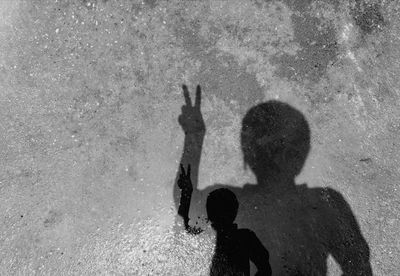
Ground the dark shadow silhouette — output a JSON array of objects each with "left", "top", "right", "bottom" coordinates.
[
  {"left": 174, "top": 85, "right": 372, "bottom": 275},
  {"left": 178, "top": 162, "right": 272, "bottom": 275},
  {"left": 206, "top": 188, "right": 271, "bottom": 276},
  {"left": 174, "top": 85, "right": 271, "bottom": 275}
]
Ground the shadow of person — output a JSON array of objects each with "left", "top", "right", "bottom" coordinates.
[
  {"left": 206, "top": 188, "right": 271, "bottom": 276},
  {"left": 174, "top": 85, "right": 271, "bottom": 275},
  {"left": 234, "top": 101, "right": 372, "bottom": 275},
  {"left": 174, "top": 86, "right": 372, "bottom": 275},
  {"left": 177, "top": 160, "right": 272, "bottom": 275}
]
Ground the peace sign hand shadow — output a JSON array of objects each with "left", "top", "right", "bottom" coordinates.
[
  {"left": 178, "top": 164, "right": 193, "bottom": 193},
  {"left": 178, "top": 85, "right": 206, "bottom": 135}
]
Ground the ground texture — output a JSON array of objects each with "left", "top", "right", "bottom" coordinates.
[{"left": 0, "top": 0, "right": 399, "bottom": 275}]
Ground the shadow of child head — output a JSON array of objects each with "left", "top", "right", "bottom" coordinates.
[
  {"left": 241, "top": 101, "right": 311, "bottom": 182},
  {"left": 206, "top": 188, "right": 238, "bottom": 231}
]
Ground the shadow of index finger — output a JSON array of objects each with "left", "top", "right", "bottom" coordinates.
[
  {"left": 195, "top": 85, "right": 201, "bottom": 109},
  {"left": 182, "top": 85, "right": 192, "bottom": 106}
]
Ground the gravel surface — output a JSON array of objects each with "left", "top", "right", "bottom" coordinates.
[{"left": 0, "top": 0, "right": 399, "bottom": 275}]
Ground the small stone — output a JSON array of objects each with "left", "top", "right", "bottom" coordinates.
[{"left": 157, "top": 254, "right": 167, "bottom": 262}]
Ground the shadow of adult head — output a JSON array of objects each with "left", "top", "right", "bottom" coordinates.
[
  {"left": 241, "top": 101, "right": 310, "bottom": 187},
  {"left": 236, "top": 100, "right": 372, "bottom": 275}
]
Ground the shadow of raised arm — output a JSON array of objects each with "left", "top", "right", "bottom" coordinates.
[
  {"left": 173, "top": 85, "right": 205, "bottom": 230},
  {"left": 177, "top": 163, "right": 203, "bottom": 235}
]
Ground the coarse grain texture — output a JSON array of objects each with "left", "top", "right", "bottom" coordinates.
[{"left": 0, "top": 0, "right": 399, "bottom": 275}]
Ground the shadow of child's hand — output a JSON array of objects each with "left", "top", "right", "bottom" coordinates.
[
  {"left": 178, "top": 164, "right": 193, "bottom": 193},
  {"left": 178, "top": 85, "right": 205, "bottom": 135}
]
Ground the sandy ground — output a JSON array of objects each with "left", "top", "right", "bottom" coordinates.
[{"left": 0, "top": 0, "right": 399, "bottom": 275}]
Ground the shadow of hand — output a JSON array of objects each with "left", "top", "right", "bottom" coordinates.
[
  {"left": 178, "top": 164, "right": 193, "bottom": 193},
  {"left": 178, "top": 85, "right": 205, "bottom": 135}
]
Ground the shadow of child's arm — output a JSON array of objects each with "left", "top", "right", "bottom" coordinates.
[
  {"left": 248, "top": 230, "right": 272, "bottom": 276},
  {"left": 177, "top": 164, "right": 203, "bottom": 235},
  {"left": 173, "top": 85, "right": 205, "bottom": 232}
]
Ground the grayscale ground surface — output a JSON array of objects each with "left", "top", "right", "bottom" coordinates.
[{"left": 0, "top": 0, "right": 399, "bottom": 275}]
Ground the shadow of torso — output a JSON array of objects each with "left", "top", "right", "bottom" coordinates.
[
  {"left": 190, "top": 182, "right": 368, "bottom": 275},
  {"left": 173, "top": 99, "right": 371, "bottom": 275}
]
